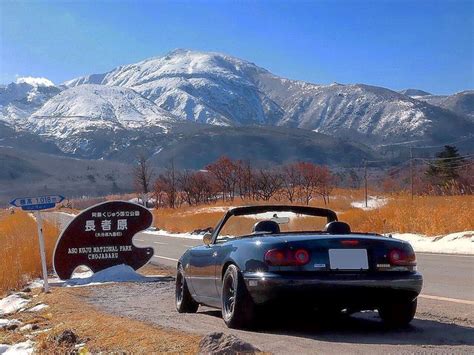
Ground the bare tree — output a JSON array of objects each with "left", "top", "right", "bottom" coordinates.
[
  {"left": 281, "top": 163, "right": 301, "bottom": 203},
  {"left": 133, "top": 154, "right": 153, "bottom": 206},
  {"left": 206, "top": 156, "right": 239, "bottom": 201},
  {"left": 154, "top": 160, "right": 178, "bottom": 208},
  {"left": 254, "top": 169, "right": 283, "bottom": 201}
]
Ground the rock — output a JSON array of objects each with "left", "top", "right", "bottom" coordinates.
[
  {"left": 21, "top": 287, "right": 32, "bottom": 293},
  {"left": 198, "top": 332, "right": 261, "bottom": 354},
  {"left": 55, "top": 329, "right": 78, "bottom": 345},
  {"left": 6, "top": 323, "right": 19, "bottom": 331}
]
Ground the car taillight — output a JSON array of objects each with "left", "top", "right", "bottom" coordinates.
[
  {"left": 265, "top": 248, "right": 310, "bottom": 266},
  {"left": 388, "top": 248, "right": 416, "bottom": 266},
  {"left": 340, "top": 240, "right": 359, "bottom": 246}
]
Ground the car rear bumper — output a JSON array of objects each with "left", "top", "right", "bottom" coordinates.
[{"left": 243, "top": 271, "right": 423, "bottom": 308}]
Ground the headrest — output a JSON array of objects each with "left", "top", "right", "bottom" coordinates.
[
  {"left": 252, "top": 220, "right": 280, "bottom": 234},
  {"left": 324, "top": 221, "right": 351, "bottom": 234}
]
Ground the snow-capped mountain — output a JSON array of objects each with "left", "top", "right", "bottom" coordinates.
[
  {"left": 26, "top": 85, "right": 177, "bottom": 155},
  {"left": 1, "top": 50, "right": 473, "bottom": 162},
  {"left": 65, "top": 49, "right": 283, "bottom": 126},
  {"left": 0, "top": 78, "right": 61, "bottom": 125},
  {"left": 64, "top": 49, "right": 473, "bottom": 144},
  {"left": 415, "top": 90, "right": 474, "bottom": 122}
]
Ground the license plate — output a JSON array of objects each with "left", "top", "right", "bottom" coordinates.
[{"left": 329, "top": 249, "right": 368, "bottom": 270}]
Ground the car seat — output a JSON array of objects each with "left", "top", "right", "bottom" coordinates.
[
  {"left": 324, "top": 221, "right": 351, "bottom": 234},
  {"left": 252, "top": 220, "right": 281, "bottom": 234}
]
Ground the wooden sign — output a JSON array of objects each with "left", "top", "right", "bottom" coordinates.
[{"left": 53, "top": 201, "right": 154, "bottom": 280}]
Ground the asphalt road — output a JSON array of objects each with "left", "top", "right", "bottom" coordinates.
[{"left": 48, "top": 211, "right": 474, "bottom": 353}]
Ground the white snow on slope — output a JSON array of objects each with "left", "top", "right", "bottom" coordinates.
[
  {"left": 351, "top": 196, "right": 389, "bottom": 210},
  {"left": 0, "top": 294, "right": 29, "bottom": 316},
  {"left": 0, "top": 340, "right": 35, "bottom": 355},
  {"left": 392, "top": 231, "right": 474, "bottom": 255},
  {"left": 63, "top": 49, "right": 452, "bottom": 141},
  {"left": 29, "top": 84, "right": 176, "bottom": 136}
]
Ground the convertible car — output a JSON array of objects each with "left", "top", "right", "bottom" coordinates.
[{"left": 175, "top": 205, "right": 423, "bottom": 329}]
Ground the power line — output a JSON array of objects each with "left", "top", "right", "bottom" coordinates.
[
  {"left": 376, "top": 135, "right": 474, "bottom": 150},
  {"left": 413, "top": 154, "right": 474, "bottom": 162},
  {"left": 411, "top": 136, "right": 474, "bottom": 149}
]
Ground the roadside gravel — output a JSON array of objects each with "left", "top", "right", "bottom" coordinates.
[{"left": 85, "top": 278, "right": 474, "bottom": 354}]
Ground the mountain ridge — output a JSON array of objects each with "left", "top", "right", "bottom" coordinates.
[{"left": 1, "top": 49, "right": 473, "bottom": 166}]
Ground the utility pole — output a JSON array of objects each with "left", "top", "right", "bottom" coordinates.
[
  {"left": 364, "top": 160, "right": 368, "bottom": 208},
  {"left": 410, "top": 146, "right": 414, "bottom": 200}
]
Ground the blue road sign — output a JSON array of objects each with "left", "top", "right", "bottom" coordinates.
[{"left": 10, "top": 195, "right": 65, "bottom": 211}]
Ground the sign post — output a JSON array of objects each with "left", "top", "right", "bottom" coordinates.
[
  {"left": 34, "top": 211, "right": 50, "bottom": 292},
  {"left": 53, "top": 201, "right": 154, "bottom": 280},
  {"left": 10, "top": 195, "right": 65, "bottom": 293}
]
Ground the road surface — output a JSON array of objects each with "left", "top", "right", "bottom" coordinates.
[{"left": 48, "top": 211, "right": 474, "bottom": 353}]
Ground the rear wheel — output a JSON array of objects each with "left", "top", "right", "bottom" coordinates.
[
  {"left": 176, "top": 265, "right": 198, "bottom": 313},
  {"left": 221, "top": 265, "right": 255, "bottom": 329},
  {"left": 378, "top": 298, "right": 417, "bottom": 327}
]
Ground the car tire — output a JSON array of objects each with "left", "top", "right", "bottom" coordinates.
[
  {"left": 176, "top": 265, "right": 199, "bottom": 313},
  {"left": 378, "top": 298, "right": 417, "bottom": 327},
  {"left": 221, "top": 264, "right": 255, "bottom": 329}
]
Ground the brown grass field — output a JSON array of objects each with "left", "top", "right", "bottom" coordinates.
[
  {"left": 0, "top": 210, "right": 60, "bottom": 294},
  {"left": 152, "top": 190, "right": 474, "bottom": 236}
]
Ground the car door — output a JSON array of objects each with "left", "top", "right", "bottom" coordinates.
[{"left": 186, "top": 244, "right": 220, "bottom": 306}]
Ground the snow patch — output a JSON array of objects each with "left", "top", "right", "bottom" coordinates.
[
  {"left": 392, "top": 231, "right": 474, "bottom": 255},
  {"left": 0, "top": 319, "right": 21, "bottom": 329},
  {"left": 0, "top": 294, "right": 29, "bottom": 316},
  {"left": 351, "top": 196, "right": 388, "bottom": 210},
  {"left": 27, "top": 304, "right": 49, "bottom": 312},
  {"left": 0, "top": 340, "right": 35, "bottom": 354},
  {"left": 142, "top": 230, "right": 204, "bottom": 240},
  {"left": 65, "top": 264, "right": 155, "bottom": 286},
  {"left": 56, "top": 211, "right": 77, "bottom": 218}
]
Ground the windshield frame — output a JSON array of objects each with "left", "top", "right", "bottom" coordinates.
[{"left": 211, "top": 205, "right": 338, "bottom": 244}]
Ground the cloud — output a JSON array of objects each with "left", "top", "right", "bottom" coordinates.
[{"left": 16, "top": 76, "right": 55, "bottom": 87}]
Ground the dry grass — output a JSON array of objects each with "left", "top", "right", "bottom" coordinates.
[
  {"left": 0, "top": 210, "right": 60, "bottom": 294},
  {"left": 152, "top": 190, "right": 474, "bottom": 236},
  {"left": 0, "top": 285, "right": 200, "bottom": 353},
  {"left": 37, "top": 287, "right": 200, "bottom": 353},
  {"left": 340, "top": 193, "right": 474, "bottom": 235}
]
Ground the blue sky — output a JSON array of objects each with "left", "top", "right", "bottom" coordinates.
[{"left": 1, "top": 0, "right": 472, "bottom": 94}]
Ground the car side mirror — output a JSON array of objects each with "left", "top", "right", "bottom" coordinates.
[{"left": 203, "top": 232, "right": 212, "bottom": 245}]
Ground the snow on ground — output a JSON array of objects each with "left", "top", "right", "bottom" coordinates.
[
  {"left": 0, "top": 294, "right": 29, "bottom": 316},
  {"left": 56, "top": 211, "right": 77, "bottom": 218},
  {"left": 143, "top": 229, "right": 205, "bottom": 240},
  {"left": 0, "top": 340, "right": 35, "bottom": 354},
  {"left": 392, "top": 231, "right": 474, "bottom": 255},
  {"left": 65, "top": 264, "right": 159, "bottom": 286},
  {"left": 351, "top": 196, "right": 388, "bottom": 210},
  {"left": 0, "top": 319, "right": 21, "bottom": 329},
  {"left": 27, "top": 304, "right": 49, "bottom": 312},
  {"left": 193, "top": 206, "right": 235, "bottom": 213},
  {"left": 253, "top": 211, "right": 298, "bottom": 220}
]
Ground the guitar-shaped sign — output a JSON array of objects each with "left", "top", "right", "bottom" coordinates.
[{"left": 53, "top": 201, "right": 154, "bottom": 280}]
